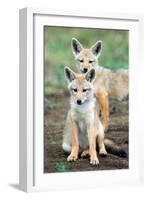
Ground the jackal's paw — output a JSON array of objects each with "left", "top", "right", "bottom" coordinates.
[
  {"left": 90, "top": 155, "right": 99, "bottom": 165},
  {"left": 99, "top": 149, "right": 107, "bottom": 156},
  {"left": 81, "top": 150, "right": 89, "bottom": 158},
  {"left": 67, "top": 153, "right": 78, "bottom": 162}
]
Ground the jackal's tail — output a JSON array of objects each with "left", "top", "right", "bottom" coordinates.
[{"left": 104, "top": 139, "right": 127, "bottom": 157}]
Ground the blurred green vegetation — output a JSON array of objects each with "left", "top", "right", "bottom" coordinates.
[
  {"left": 55, "top": 162, "right": 71, "bottom": 172},
  {"left": 44, "top": 26, "right": 128, "bottom": 95}
]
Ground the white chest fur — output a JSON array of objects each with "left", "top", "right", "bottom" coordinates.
[{"left": 70, "top": 99, "right": 97, "bottom": 149}]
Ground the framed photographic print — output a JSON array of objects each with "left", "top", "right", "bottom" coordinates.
[{"left": 19, "top": 8, "right": 144, "bottom": 192}]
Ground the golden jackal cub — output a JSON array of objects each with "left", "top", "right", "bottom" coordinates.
[
  {"left": 62, "top": 67, "right": 127, "bottom": 165},
  {"left": 62, "top": 67, "right": 107, "bottom": 165},
  {"left": 71, "top": 38, "right": 129, "bottom": 131}
]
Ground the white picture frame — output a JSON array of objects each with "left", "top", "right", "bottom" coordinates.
[{"left": 19, "top": 7, "right": 144, "bottom": 192}]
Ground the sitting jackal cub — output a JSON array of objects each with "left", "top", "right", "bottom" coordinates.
[{"left": 62, "top": 67, "right": 107, "bottom": 165}]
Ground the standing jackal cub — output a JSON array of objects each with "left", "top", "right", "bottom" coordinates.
[
  {"left": 62, "top": 67, "right": 107, "bottom": 165},
  {"left": 71, "top": 38, "right": 129, "bottom": 131}
]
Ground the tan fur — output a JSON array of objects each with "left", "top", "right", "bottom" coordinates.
[
  {"left": 95, "top": 89, "right": 109, "bottom": 131},
  {"left": 67, "top": 118, "right": 79, "bottom": 161},
  {"left": 63, "top": 67, "right": 107, "bottom": 165},
  {"left": 72, "top": 38, "right": 129, "bottom": 130}
]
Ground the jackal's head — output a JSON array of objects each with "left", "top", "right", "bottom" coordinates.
[
  {"left": 64, "top": 66, "right": 95, "bottom": 105},
  {"left": 71, "top": 38, "right": 102, "bottom": 74}
]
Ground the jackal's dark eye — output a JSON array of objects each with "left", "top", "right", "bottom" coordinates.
[
  {"left": 73, "top": 88, "right": 77, "bottom": 92},
  {"left": 83, "top": 89, "right": 87, "bottom": 92},
  {"left": 79, "top": 59, "right": 84, "bottom": 63},
  {"left": 89, "top": 60, "right": 94, "bottom": 64}
]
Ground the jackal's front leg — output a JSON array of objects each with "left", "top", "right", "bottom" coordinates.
[
  {"left": 87, "top": 124, "right": 99, "bottom": 165},
  {"left": 95, "top": 91, "right": 109, "bottom": 131},
  {"left": 67, "top": 120, "right": 79, "bottom": 162}
]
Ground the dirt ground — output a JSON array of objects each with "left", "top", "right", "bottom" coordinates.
[{"left": 44, "top": 94, "right": 128, "bottom": 173}]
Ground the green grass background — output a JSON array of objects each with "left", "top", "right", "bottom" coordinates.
[{"left": 44, "top": 26, "right": 128, "bottom": 95}]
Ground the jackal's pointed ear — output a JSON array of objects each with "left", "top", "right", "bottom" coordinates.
[
  {"left": 91, "top": 40, "right": 102, "bottom": 57},
  {"left": 71, "top": 38, "right": 83, "bottom": 55},
  {"left": 85, "top": 68, "right": 96, "bottom": 82},
  {"left": 64, "top": 66, "right": 76, "bottom": 82}
]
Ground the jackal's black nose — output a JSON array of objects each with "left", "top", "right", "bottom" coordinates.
[
  {"left": 77, "top": 100, "right": 82, "bottom": 105},
  {"left": 83, "top": 68, "right": 88, "bottom": 73}
]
